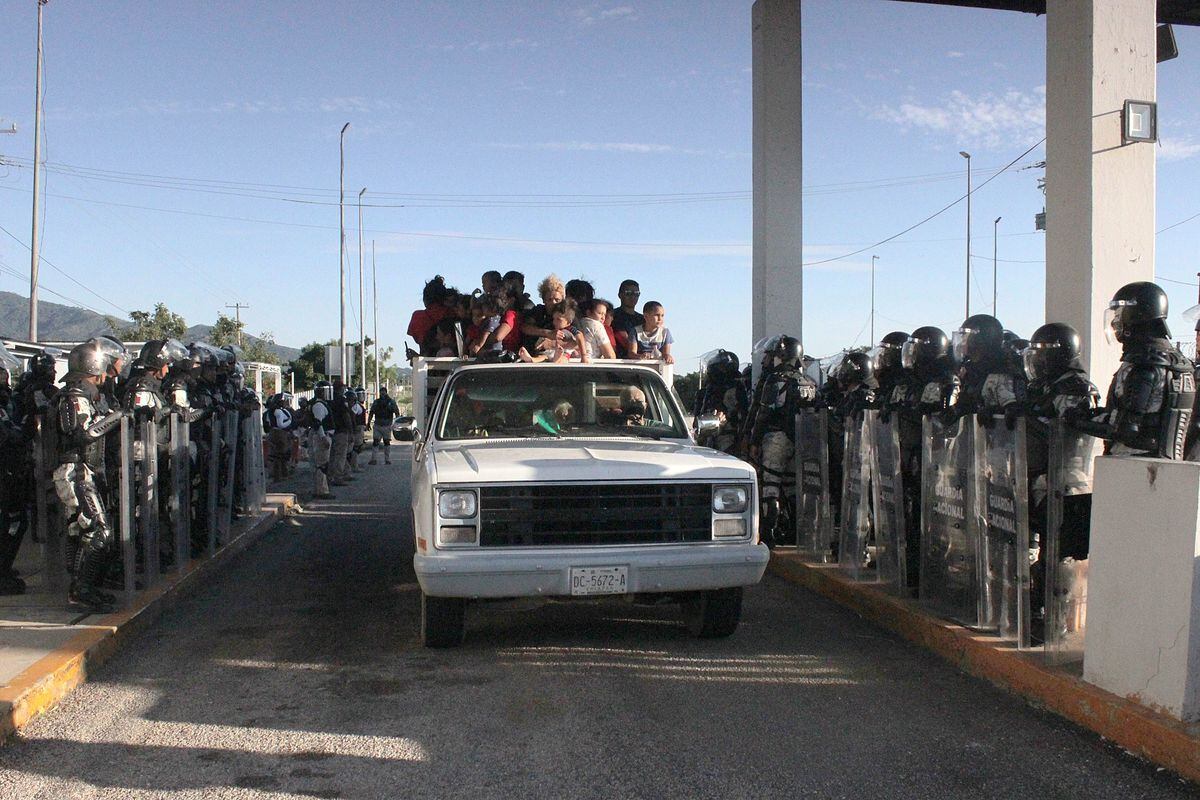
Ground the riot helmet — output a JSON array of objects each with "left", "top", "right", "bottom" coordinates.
[
  {"left": 1023, "top": 322, "right": 1082, "bottom": 382},
  {"left": 63, "top": 339, "right": 114, "bottom": 382},
  {"left": 354, "top": 386, "right": 366, "bottom": 403},
  {"left": 872, "top": 331, "right": 908, "bottom": 375},
  {"left": 952, "top": 314, "right": 1004, "bottom": 365},
  {"left": 902, "top": 326, "right": 950, "bottom": 370},
  {"left": 836, "top": 351, "right": 873, "bottom": 387},
  {"left": 278, "top": 392, "right": 294, "bottom": 409},
  {"left": 1105, "top": 281, "right": 1169, "bottom": 344},
  {"left": 771, "top": 336, "right": 803, "bottom": 369},
  {"left": 139, "top": 338, "right": 188, "bottom": 371},
  {"left": 30, "top": 349, "right": 60, "bottom": 380},
  {"left": 314, "top": 380, "right": 333, "bottom": 402},
  {"left": 701, "top": 349, "right": 740, "bottom": 382},
  {"left": 95, "top": 335, "right": 130, "bottom": 379},
  {"left": 344, "top": 388, "right": 356, "bottom": 401}
]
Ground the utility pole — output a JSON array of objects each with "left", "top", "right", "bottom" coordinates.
[
  {"left": 992, "top": 217, "right": 1001, "bottom": 315},
  {"left": 357, "top": 187, "right": 366, "bottom": 389},
  {"left": 28, "top": 0, "right": 48, "bottom": 342},
  {"left": 959, "top": 151, "right": 972, "bottom": 318},
  {"left": 338, "top": 122, "right": 350, "bottom": 383},
  {"left": 372, "top": 239, "right": 379, "bottom": 397},
  {"left": 870, "top": 255, "right": 878, "bottom": 344},
  {"left": 225, "top": 302, "right": 249, "bottom": 347}
]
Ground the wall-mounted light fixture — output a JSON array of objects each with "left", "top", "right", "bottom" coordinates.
[{"left": 1122, "top": 100, "right": 1157, "bottom": 144}]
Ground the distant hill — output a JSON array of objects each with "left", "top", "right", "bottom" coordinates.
[{"left": 0, "top": 291, "right": 300, "bottom": 362}]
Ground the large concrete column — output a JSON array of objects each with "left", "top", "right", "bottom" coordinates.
[
  {"left": 752, "top": 0, "right": 804, "bottom": 346},
  {"left": 1045, "top": 0, "right": 1157, "bottom": 394}
]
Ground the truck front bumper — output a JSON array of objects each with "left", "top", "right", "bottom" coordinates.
[{"left": 414, "top": 543, "right": 770, "bottom": 599}]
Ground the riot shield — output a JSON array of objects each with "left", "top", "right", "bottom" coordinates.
[
  {"left": 33, "top": 414, "right": 69, "bottom": 593},
  {"left": 137, "top": 418, "right": 161, "bottom": 587},
  {"left": 242, "top": 412, "right": 265, "bottom": 513},
  {"left": 217, "top": 409, "right": 240, "bottom": 544},
  {"left": 919, "top": 415, "right": 983, "bottom": 626},
  {"left": 838, "top": 414, "right": 873, "bottom": 579},
  {"left": 794, "top": 409, "right": 833, "bottom": 558},
  {"left": 169, "top": 413, "right": 191, "bottom": 572},
  {"left": 975, "top": 416, "right": 1031, "bottom": 646},
  {"left": 1043, "top": 420, "right": 1097, "bottom": 663},
  {"left": 206, "top": 415, "right": 221, "bottom": 556},
  {"left": 118, "top": 414, "right": 137, "bottom": 604},
  {"left": 869, "top": 411, "right": 906, "bottom": 592}
]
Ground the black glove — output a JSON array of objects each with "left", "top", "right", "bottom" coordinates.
[
  {"left": 879, "top": 408, "right": 892, "bottom": 425},
  {"left": 1003, "top": 404, "right": 1022, "bottom": 431},
  {"left": 978, "top": 411, "right": 996, "bottom": 430}
]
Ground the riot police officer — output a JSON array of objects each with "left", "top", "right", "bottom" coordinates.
[
  {"left": 308, "top": 380, "right": 336, "bottom": 499},
  {"left": 873, "top": 331, "right": 909, "bottom": 407},
  {"left": 54, "top": 339, "right": 126, "bottom": 612},
  {"left": 831, "top": 351, "right": 878, "bottom": 420},
  {"left": 1017, "top": 322, "right": 1100, "bottom": 642},
  {"left": 264, "top": 393, "right": 296, "bottom": 480},
  {"left": 350, "top": 387, "right": 367, "bottom": 473},
  {"left": 1077, "top": 281, "right": 1195, "bottom": 459},
  {"left": 949, "top": 314, "right": 1019, "bottom": 420},
  {"left": 891, "top": 326, "right": 958, "bottom": 590},
  {"left": 12, "top": 349, "right": 61, "bottom": 431},
  {"left": 749, "top": 336, "right": 818, "bottom": 547},
  {"left": 694, "top": 350, "right": 747, "bottom": 453},
  {"left": 0, "top": 343, "right": 26, "bottom": 594}
]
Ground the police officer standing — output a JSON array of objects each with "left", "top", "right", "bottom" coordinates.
[
  {"left": 0, "top": 344, "right": 27, "bottom": 594},
  {"left": 308, "top": 381, "right": 336, "bottom": 499},
  {"left": 694, "top": 350, "right": 747, "bottom": 453},
  {"left": 367, "top": 388, "right": 400, "bottom": 465},
  {"left": 1075, "top": 281, "right": 1195, "bottom": 459},
  {"left": 54, "top": 339, "right": 126, "bottom": 612},
  {"left": 264, "top": 393, "right": 296, "bottom": 480},
  {"left": 948, "top": 314, "right": 1019, "bottom": 420},
  {"left": 749, "top": 336, "right": 818, "bottom": 547},
  {"left": 350, "top": 387, "right": 367, "bottom": 473},
  {"left": 328, "top": 380, "right": 353, "bottom": 486}
]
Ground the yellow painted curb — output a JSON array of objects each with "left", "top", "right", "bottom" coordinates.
[
  {"left": 768, "top": 552, "right": 1200, "bottom": 784},
  {"left": 0, "top": 494, "right": 295, "bottom": 744}
]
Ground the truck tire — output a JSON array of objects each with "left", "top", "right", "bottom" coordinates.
[
  {"left": 682, "top": 587, "right": 742, "bottom": 638},
  {"left": 421, "top": 592, "right": 466, "bottom": 648}
]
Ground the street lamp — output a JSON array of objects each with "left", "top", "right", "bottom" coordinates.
[
  {"left": 870, "top": 255, "right": 878, "bottom": 344},
  {"left": 338, "top": 123, "right": 350, "bottom": 381},
  {"left": 358, "top": 187, "right": 367, "bottom": 389},
  {"left": 959, "top": 151, "right": 972, "bottom": 318},
  {"left": 28, "top": 0, "right": 48, "bottom": 341},
  {"left": 992, "top": 216, "right": 1002, "bottom": 315}
]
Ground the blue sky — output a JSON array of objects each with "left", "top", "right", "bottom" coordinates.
[{"left": 1, "top": 1, "right": 1198, "bottom": 371}]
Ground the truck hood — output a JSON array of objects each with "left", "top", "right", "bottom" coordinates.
[{"left": 430, "top": 438, "right": 755, "bottom": 485}]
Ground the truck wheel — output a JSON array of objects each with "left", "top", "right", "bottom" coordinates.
[
  {"left": 682, "top": 587, "right": 743, "bottom": 638},
  {"left": 421, "top": 593, "right": 466, "bottom": 648}
]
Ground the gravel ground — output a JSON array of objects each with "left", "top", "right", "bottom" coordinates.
[{"left": 0, "top": 447, "right": 1195, "bottom": 799}]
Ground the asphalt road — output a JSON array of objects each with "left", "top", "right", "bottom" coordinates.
[{"left": 0, "top": 446, "right": 1194, "bottom": 799}]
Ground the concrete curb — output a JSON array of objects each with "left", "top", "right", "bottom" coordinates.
[
  {"left": 768, "top": 553, "right": 1200, "bottom": 784},
  {"left": 0, "top": 493, "right": 296, "bottom": 744}
]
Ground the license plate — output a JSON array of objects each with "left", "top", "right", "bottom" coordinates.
[{"left": 569, "top": 566, "right": 628, "bottom": 597}]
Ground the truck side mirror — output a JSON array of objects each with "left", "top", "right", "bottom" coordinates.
[{"left": 696, "top": 413, "right": 721, "bottom": 437}]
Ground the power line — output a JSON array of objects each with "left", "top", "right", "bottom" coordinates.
[
  {"left": 801, "top": 138, "right": 1047, "bottom": 267},
  {"left": 0, "top": 220, "right": 130, "bottom": 315},
  {"left": 1158, "top": 210, "right": 1200, "bottom": 235}
]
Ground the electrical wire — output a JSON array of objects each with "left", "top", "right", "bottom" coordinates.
[
  {"left": 1158, "top": 210, "right": 1200, "bottom": 235},
  {"left": 0, "top": 221, "right": 130, "bottom": 315},
  {"left": 801, "top": 138, "right": 1047, "bottom": 267}
]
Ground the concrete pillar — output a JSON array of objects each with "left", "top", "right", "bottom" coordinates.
[
  {"left": 752, "top": 0, "right": 804, "bottom": 346},
  {"left": 1084, "top": 457, "right": 1200, "bottom": 722},
  {"left": 1045, "top": 0, "right": 1157, "bottom": 395}
]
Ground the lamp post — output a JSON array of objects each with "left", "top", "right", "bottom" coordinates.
[
  {"left": 870, "top": 255, "right": 878, "bottom": 344},
  {"left": 28, "top": 0, "right": 48, "bottom": 341},
  {"left": 372, "top": 240, "right": 379, "bottom": 397},
  {"left": 992, "top": 216, "right": 1001, "bottom": 315},
  {"left": 959, "top": 151, "right": 972, "bottom": 318},
  {"left": 358, "top": 187, "right": 367, "bottom": 389},
  {"left": 338, "top": 123, "right": 350, "bottom": 382}
]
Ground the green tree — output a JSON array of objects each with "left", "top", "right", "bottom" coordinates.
[
  {"left": 112, "top": 303, "right": 188, "bottom": 339},
  {"left": 674, "top": 371, "right": 700, "bottom": 412},
  {"left": 289, "top": 341, "right": 334, "bottom": 391},
  {"left": 208, "top": 313, "right": 243, "bottom": 348},
  {"left": 242, "top": 330, "right": 280, "bottom": 365}
]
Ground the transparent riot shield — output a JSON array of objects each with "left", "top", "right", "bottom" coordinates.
[
  {"left": 794, "top": 408, "right": 833, "bottom": 558},
  {"left": 169, "top": 413, "right": 191, "bottom": 572},
  {"left": 242, "top": 412, "right": 265, "bottom": 513},
  {"left": 1044, "top": 420, "right": 1097, "bottom": 663},
  {"left": 118, "top": 414, "right": 137, "bottom": 605},
  {"left": 137, "top": 418, "right": 161, "bottom": 587},
  {"left": 975, "top": 416, "right": 1031, "bottom": 646},
  {"left": 869, "top": 411, "right": 906, "bottom": 592},
  {"left": 838, "top": 414, "right": 873, "bottom": 580},
  {"left": 217, "top": 409, "right": 240, "bottom": 544},
  {"left": 919, "top": 415, "right": 983, "bottom": 626},
  {"left": 206, "top": 415, "right": 221, "bottom": 556},
  {"left": 34, "top": 414, "right": 69, "bottom": 593}
]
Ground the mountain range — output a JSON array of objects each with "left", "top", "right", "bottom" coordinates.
[{"left": 0, "top": 291, "right": 301, "bottom": 362}]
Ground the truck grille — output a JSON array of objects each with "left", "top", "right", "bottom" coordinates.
[{"left": 479, "top": 483, "right": 712, "bottom": 547}]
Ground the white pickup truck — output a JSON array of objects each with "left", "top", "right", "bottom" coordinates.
[{"left": 407, "top": 361, "right": 768, "bottom": 647}]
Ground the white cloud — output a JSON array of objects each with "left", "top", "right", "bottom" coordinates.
[
  {"left": 873, "top": 87, "right": 1045, "bottom": 149},
  {"left": 946, "top": 51, "right": 965, "bottom": 58},
  {"left": 1158, "top": 136, "right": 1200, "bottom": 163},
  {"left": 570, "top": 4, "right": 639, "bottom": 27}
]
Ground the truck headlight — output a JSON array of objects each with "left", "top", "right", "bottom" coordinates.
[
  {"left": 712, "top": 485, "right": 749, "bottom": 514},
  {"left": 438, "top": 489, "right": 477, "bottom": 519},
  {"left": 438, "top": 525, "right": 478, "bottom": 546}
]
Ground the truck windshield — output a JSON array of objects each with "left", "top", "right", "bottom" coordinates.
[{"left": 435, "top": 367, "right": 689, "bottom": 441}]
